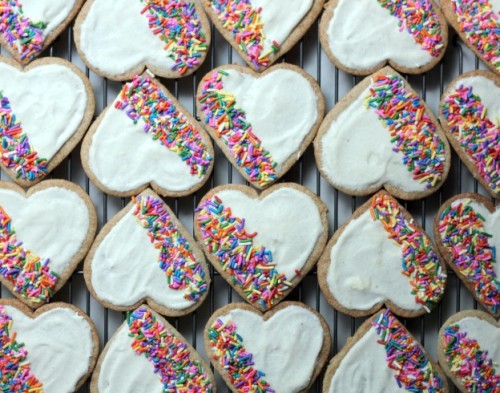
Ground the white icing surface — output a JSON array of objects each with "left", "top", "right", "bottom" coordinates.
[
  {"left": 449, "top": 75, "right": 500, "bottom": 126},
  {"left": 78, "top": 0, "right": 174, "bottom": 76},
  {"left": 328, "top": 326, "right": 405, "bottom": 393},
  {"left": 327, "top": 210, "right": 422, "bottom": 311},
  {"left": 4, "top": 306, "right": 94, "bottom": 393},
  {"left": 455, "top": 317, "right": 500, "bottom": 366},
  {"left": 491, "top": 0, "right": 500, "bottom": 13},
  {"left": 0, "top": 62, "right": 87, "bottom": 160},
  {"left": 91, "top": 207, "right": 196, "bottom": 310},
  {"left": 250, "top": 0, "right": 313, "bottom": 53},
  {"left": 216, "top": 188, "right": 324, "bottom": 280},
  {"left": 88, "top": 106, "right": 202, "bottom": 193},
  {"left": 327, "top": 0, "right": 435, "bottom": 70},
  {"left": 222, "top": 69, "right": 318, "bottom": 171},
  {"left": 219, "top": 306, "right": 324, "bottom": 393},
  {"left": 19, "top": 0, "right": 77, "bottom": 38},
  {"left": 0, "top": 187, "right": 90, "bottom": 275},
  {"left": 320, "top": 82, "right": 428, "bottom": 192},
  {"left": 98, "top": 322, "right": 163, "bottom": 393}
]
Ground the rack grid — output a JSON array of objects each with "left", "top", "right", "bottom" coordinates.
[{"left": 0, "top": 8, "right": 494, "bottom": 392}]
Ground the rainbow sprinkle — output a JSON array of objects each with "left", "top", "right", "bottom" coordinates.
[
  {"left": 373, "top": 309, "right": 445, "bottom": 392},
  {"left": 366, "top": 74, "right": 446, "bottom": 189},
  {"left": 370, "top": 193, "right": 446, "bottom": 312},
  {"left": 133, "top": 194, "right": 207, "bottom": 302},
  {"left": 196, "top": 195, "right": 290, "bottom": 309},
  {"left": 208, "top": 317, "right": 274, "bottom": 392},
  {"left": 442, "top": 322, "right": 499, "bottom": 392},
  {"left": 0, "top": 92, "right": 48, "bottom": 181},
  {"left": 441, "top": 83, "right": 499, "bottom": 195},
  {"left": 0, "top": 206, "right": 58, "bottom": 303},
  {"left": 377, "top": 0, "right": 444, "bottom": 57},
  {"left": 128, "top": 307, "right": 213, "bottom": 392},
  {"left": 0, "top": 305, "right": 42, "bottom": 391},
  {"left": 438, "top": 200, "right": 499, "bottom": 314},
  {"left": 206, "top": 0, "right": 280, "bottom": 69},
  {"left": 115, "top": 75, "right": 212, "bottom": 178},
  {"left": 451, "top": 0, "right": 500, "bottom": 72},
  {"left": 0, "top": 0, "right": 47, "bottom": 60},
  {"left": 140, "top": 0, "right": 208, "bottom": 75},
  {"left": 198, "top": 71, "right": 277, "bottom": 187}
]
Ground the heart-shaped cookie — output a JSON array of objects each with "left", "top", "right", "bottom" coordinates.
[
  {"left": 314, "top": 66, "right": 451, "bottom": 200},
  {"left": 438, "top": 310, "right": 499, "bottom": 393},
  {"left": 74, "top": 0, "right": 211, "bottom": 80},
  {"left": 201, "top": 0, "right": 324, "bottom": 71},
  {"left": 0, "top": 0, "right": 84, "bottom": 64},
  {"left": 206, "top": 302, "right": 330, "bottom": 393},
  {"left": 441, "top": 0, "right": 500, "bottom": 75},
  {"left": 0, "top": 299, "right": 99, "bottom": 393},
  {"left": 435, "top": 193, "right": 500, "bottom": 317},
  {"left": 194, "top": 183, "right": 328, "bottom": 311},
  {"left": 319, "top": 0, "right": 448, "bottom": 75},
  {"left": 0, "top": 180, "right": 96, "bottom": 308},
  {"left": 324, "top": 309, "right": 448, "bottom": 393},
  {"left": 85, "top": 188, "right": 210, "bottom": 317},
  {"left": 92, "top": 305, "right": 215, "bottom": 393},
  {"left": 318, "top": 191, "right": 447, "bottom": 318},
  {"left": 81, "top": 73, "right": 214, "bottom": 197},
  {"left": 197, "top": 64, "right": 325, "bottom": 189},
  {"left": 0, "top": 56, "right": 94, "bottom": 187},
  {"left": 440, "top": 71, "right": 500, "bottom": 199}
]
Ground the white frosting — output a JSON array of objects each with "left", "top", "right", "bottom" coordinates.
[
  {"left": 78, "top": 0, "right": 174, "bottom": 76},
  {"left": 222, "top": 69, "right": 318, "bottom": 171},
  {"left": 491, "top": 0, "right": 500, "bottom": 13},
  {"left": 98, "top": 322, "right": 163, "bottom": 393},
  {"left": 319, "top": 82, "right": 428, "bottom": 192},
  {"left": 250, "top": 0, "right": 313, "bottom": 53},
  {"left": 219, "top": 306, "right": 324, "bottom": 393},
  {"left": 326, "top": 0, "right": 435, "bottom": 70},
  {"left": 328, "top": 326, "right": 405, "bottom": 393},
  {"left": 90, "top": 207, "right": 196, "bottom": 310},
  {"left": 0, "top": 187, "right": 90, "bottom": 275},
  {"left": 4, "top": 305, "right": 94, "bottom": 393},
  {"left": 18, "top": 0, "right": 77, "bottom": 38},
  {"left": 0, "top": 62, "right": 87, "bottom": 160},
  {"left": 216, "top": 187, "right": 324, "bottom": 280},
  {"left": 88, "top": 105, "right": 202, "bottom": 193},
  {"left": 327, "top": 210, "right": 422, "bottom": 311},
  {"left": 455, "top": 317, "right": 500, "bottom": 366},
  {"left": 449, "top": 75, "right": 500, "bottom": 127}
]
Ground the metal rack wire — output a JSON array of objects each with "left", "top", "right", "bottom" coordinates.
[{"left": 0, "top": 10, "right": 494, "bottom": 393}]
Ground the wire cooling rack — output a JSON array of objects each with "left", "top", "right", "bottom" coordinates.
[{"left": 0, "top": 7, "right": 496, "bottom": 392}]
